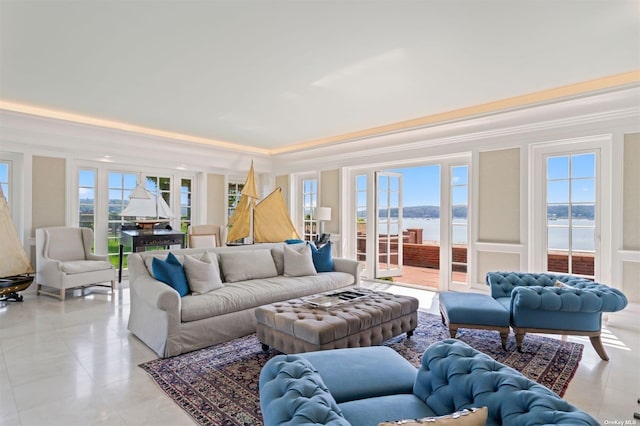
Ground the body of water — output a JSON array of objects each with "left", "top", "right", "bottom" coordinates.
[{"left": 380, "top": 217, "right": 595, "bottom": 251}]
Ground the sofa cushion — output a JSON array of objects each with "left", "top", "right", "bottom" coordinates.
[
  {"left": 183, "top": 251, "right": 223, "bottom": 294},
  {"left": 311, "top": 242, "right": 334, "bottom": 272},
  {"left": 272, "top": 243, "right": 306, "bottom": 275},
  {"left": 284, "top": 244, "right": 317, "bottom": 277},
  {"left": 219, "top": 249, "right": 278, "bottom": 282},
  {"left": 339, "top": 394, "right": 436, "bottom": 426},
  {"left": 180, "top": 272, "right": 354, "bottom": 322},
  {"left": 61, "top": 260, "right": 112, "bottom": 274},
  {"left": 299, "top": 346, "right": 417, "bottom": 404},
  {"left": 152, "top": 253, "right": 189, "bottom": 297}
]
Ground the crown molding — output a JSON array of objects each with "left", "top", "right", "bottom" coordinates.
[
  {"left": 272, "top": 87, "right": 640, "bottom": 172},
  {"left": 0, "top": 99, "right": 270, "bottom": 155},
  {"left": 271, "top": 70, "right": 640, "bottom": 155},
  {"left": 0, "top": 109, "right": 271, "bottom": 174}
]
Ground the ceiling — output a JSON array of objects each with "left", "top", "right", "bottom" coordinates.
[{"left": 1, "top": 1, "right": 638, "bottom": 153}]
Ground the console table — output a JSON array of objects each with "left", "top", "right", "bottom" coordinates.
[{"left": 118, "top": 229, "right": 185, "bottom": 282}]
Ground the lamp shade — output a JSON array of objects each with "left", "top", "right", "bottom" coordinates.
[{"left": 315, "top": 207, "right": 332, "bottom": 221}]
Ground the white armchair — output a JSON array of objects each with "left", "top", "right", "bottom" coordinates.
[{"left": 35, "top": 226, "right": 115, "bottom": 301}]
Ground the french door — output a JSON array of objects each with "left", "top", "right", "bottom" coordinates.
[{"left": 375, "top": 172, "right": 403, "bottom": 278}]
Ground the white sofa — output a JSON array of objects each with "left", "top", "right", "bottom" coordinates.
[{"left": 127, "top": 243, "right": 360, "bottom": 358}]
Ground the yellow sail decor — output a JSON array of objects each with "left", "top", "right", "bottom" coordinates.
[{"left": 226, "top": 162, "right": 301, "bottom": 244}]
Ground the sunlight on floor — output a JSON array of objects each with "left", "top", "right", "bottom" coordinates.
[{"left": 570, "top": 327, "right": 631, "bottom": 351}]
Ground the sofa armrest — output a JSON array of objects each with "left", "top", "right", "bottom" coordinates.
[
  {"left": 415, "top": 339, "right": 599, "bottom": 425},
  {"left": 333, "top": 258, "right": 361, "bottom": 285},
  {"left": 259, "top": 355, "right": 350, "bottom": 426},
  {"left": 127, "top": 253, "right": 182, "bottom": 357},
  {"left": 512, "top": 285, "right": 627, "bottom": 313}
]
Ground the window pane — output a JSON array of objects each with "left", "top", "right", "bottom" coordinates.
[
  {"left": 181, "top": 179, "right": 191, "bottom": 192},
  {"left": 452, "top": 187, "right": 468, "bottom": 205},
  {"left": 124, "top": 174, "right": 137, "bottom": 189},
  {"left": 573, "top": 204, "right": 594, "bottom": 221},
  {"left": 571, "top": 153, "right": 595, "bottom": 178},
  {"left": 571, "top": 178, "right": 595, "bottom": 203},
  {"left": 547, "top": 180, "right": 569, "bottom": 203},
  {"left": 548, "top": 227, "right": 569, "bottom": 250},
  {"left": 146, "top": 177, "right": 158, "bottom": 192},
  {"left": 79, "top": 188, "right": 94, "bottom": 201},
  {"left": 572, "top": 227, "right": 595, "bottom": 251},
  {"left": 378, "top": 177, "right": 388, "bottom": 191},
  {"left": 547, "top": 204, "right": 568, "bottom": 222},
  {"left": 79, "top": 170, "right": 94, "bottom": 186},
  {"left": 159, "top": 177, "right": 171, "bottom": 191},
  {"left": 452, "top": 225, "right": 467, "bottom": 244},
  {"left": 109, "top": 189, "right": 122, "bottom": 200},
  {"left": 357, "top": 175, "right": 366, "bottom": 190},
  {"left": 108, "top": 173, "right": 122, "bottom": 188},
  {"left": 452, "top": 166, "right": 468, "bottom": 185},
  {"left": 548, "top": 156, "right": 569, "bottom": 179}
]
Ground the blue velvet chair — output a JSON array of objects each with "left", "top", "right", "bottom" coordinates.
[
  {"left": 486, "top": 272, "right": 628, "bottom": 360},
  {"left": 259, "top": 339, "right": 599, "bottom": 425}
]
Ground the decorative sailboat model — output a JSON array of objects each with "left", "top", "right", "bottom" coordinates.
[
  {"left": 120, "top": 183, "right": 175, "bottom": 230},
  {"left": 226, "top": 162, "right": 301, "bottom": 244},
  {"left": 0, "top": 186, "right": 34, "bottom": 302}
]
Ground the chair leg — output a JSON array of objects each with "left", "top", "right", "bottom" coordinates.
[
  {"left": 37, "top": 284, "right": 42, "bottom": 295},
  {"left": 60, "top": 287, "right": 65, "bottom": 301},
  {"left": 515, "top": 329, "right": 525, "bottom": 352},
  {"left": 589, "top": 334, "right": 609, "bottom": 361},
  {"left": 499, "top": 331, "right": 508, "bottom": 350},
  {"left": 449, "top": 326, "right": 457, "bottom": 339},
  {"left": 111, "top": 280, "right": 116, "bottom": 293}
]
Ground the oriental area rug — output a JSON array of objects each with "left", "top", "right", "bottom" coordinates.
[{"left": 139, "top": 311, "right": 583, "bottom": 426}]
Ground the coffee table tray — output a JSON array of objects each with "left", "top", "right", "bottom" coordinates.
[{"left": 304, "top": 289, "right": 369, "bottom": 308}]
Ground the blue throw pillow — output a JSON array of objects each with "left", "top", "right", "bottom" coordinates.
[
  {"left": 285, "top": 239, "right": 305, "bottom": 244},
  {"left": 152, "top": 252, "right": 190, "bottom": 297},
  {"left": 310, "top": 242, "right": 334, "bottom": 272}
]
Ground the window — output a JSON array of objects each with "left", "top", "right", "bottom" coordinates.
[
  {"left": 450, "top": 165, "right": 468, "bottom": 282},
  {"left": 228, "top": 181, "right": 244, "bottom": 219},
  {"left": 78, "top": 169, "right": 96, "bottom": 230},
  {"left": 355, "top": 175, "right": 367, "bottom": 272},
  {"left": 180, "top": 178, "right": 192, "bottom": 235},
  {"left": 546, "top": 153, "right": 596, "bottom": 277},
  {"left": 302, "top": 178, "right": 318, "bottom": 241},
  {"left": 0, "top": 161, "right": 8, "bottom": 204},
  {"left": 108, "top": 172, "right": 137, "bottom": 268},
  {"left": 146, "top": 175, "right": 172, "bottom": 218}
]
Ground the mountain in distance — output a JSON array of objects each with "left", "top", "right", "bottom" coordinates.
[{"left": 357, "top": 204, "right": 594, "bottom": 220}]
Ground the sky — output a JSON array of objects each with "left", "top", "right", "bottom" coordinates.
[
  {"left": 388, "top": 165, "right": 441, "bottom": 207},
  {"left": 388, "top": 153, "right": 595, "bottom": 208}
]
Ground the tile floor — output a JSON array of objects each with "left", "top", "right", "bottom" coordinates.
[{"left": 1, "top": 282, "right": 638, "bottom": 425}]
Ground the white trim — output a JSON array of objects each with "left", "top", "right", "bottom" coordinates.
[
  {"left": 619, "top": 250, "right": 640, "bottom": 263},
  {"left": 475, "top": 242, "right": 524, "bottom": 253}
]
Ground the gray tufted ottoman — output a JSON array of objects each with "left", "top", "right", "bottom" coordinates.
[{"left": 255, "top": 288, "right": 419, "bottom": 354}]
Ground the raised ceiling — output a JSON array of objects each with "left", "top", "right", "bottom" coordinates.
[{"left": 1, "top": 1, "right": 638, "bottom": 153}]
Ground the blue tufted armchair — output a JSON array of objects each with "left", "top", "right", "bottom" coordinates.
[
  {"left": 486, "top": 272, "right": 628, "bottom": 360},
  {"left": 259, "top": 339, "right": 599, "bottom": 425}
]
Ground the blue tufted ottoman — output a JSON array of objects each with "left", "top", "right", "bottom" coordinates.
[{"left": 439, "top": 291, "right": 510, "bottom": 349}]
